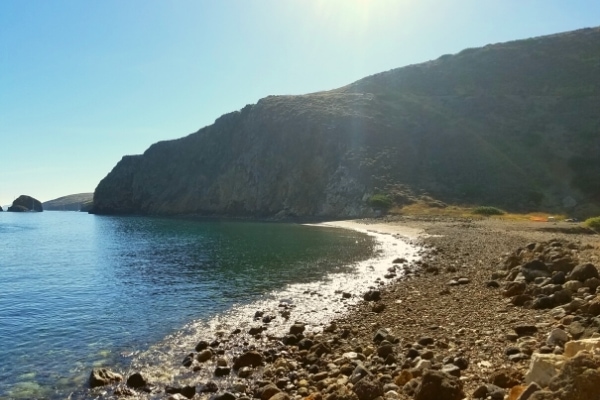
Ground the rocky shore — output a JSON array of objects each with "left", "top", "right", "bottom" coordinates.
[{"left": 89, "top": 217, "right": 600, "bottom": 400}]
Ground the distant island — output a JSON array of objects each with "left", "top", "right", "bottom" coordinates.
[
  {"left": 43, "top": 193, "right": 93, "bottom": 211},
  {"left": 7, "top": 195, "right": 43, "bottom": 212},
  {"left": 91, "top": 27, "right": 600, "bottom": 219}
]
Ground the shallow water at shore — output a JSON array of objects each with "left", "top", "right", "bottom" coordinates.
[
  {"left": 126, "top": 222, "right": 422, "bottom": 396},
  {"left": 0, "top": 213, "right": 421, "bottom": 399}
]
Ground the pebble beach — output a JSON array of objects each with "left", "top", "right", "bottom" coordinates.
[{"left": 88, "top": 216, "right": 600, "bottom": 400}]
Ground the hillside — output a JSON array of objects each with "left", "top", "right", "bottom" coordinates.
[
  {"left": 92, "top": 27, "right": 600, "bottom": 218},
  {"left": 43, "top": 193, "right": 93, "bottom": 211}
]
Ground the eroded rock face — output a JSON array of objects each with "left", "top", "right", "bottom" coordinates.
[
  {"left": 91, "top": 28, "right": 600, "bottom": 218},
  {"left": 7, "top": 195, "right": 43, "bottom": 212}
]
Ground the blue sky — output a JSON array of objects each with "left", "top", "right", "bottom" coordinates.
[{"left": 1, "top": 0, "right": 599, "bottom": 207}]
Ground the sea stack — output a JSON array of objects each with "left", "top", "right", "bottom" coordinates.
[{"left": 7, "top": 195, "right": 43, "bottom": 212}]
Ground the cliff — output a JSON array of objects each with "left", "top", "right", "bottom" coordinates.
[
  {"left": 43, "top": 193, "right": 93, "bottom": 211},
  {"left": 92, "top": 27, "right": 600, "bottom": 218}
]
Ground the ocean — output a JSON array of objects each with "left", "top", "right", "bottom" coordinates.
[{"left": 0, "top": 212, "right": 419, "bottom": 399}]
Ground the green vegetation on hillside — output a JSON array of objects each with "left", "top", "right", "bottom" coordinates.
[{"left": 585, "top": 217, "right": 600, "bottom": 232}]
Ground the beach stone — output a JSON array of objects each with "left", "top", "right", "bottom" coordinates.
[
  {"left": 269, "top": 393, "right": 290, "bottom": 400},
  {"left": 248, "top": 326, "right": 263, "bottom": 335},
  {"left": 504, "top": 281, "right": 527, "bottom": 297},
  {"left": 515, "top": 325, "right": 538, "bottom": 336},
  {"left": 198, "top": 381, "right": 219, "bottom": 393},
  {"left": 564, "top": 280, "right": 583, "bottom": 292},
  {"left": 586, "top": 297, "right": 600, "bottom": 316},
  {"left": 310, "top": 342, "right": 331, "bottom": 356},
  {"left": 195, "top": 340, "right": 210, "bottom": 351},
  {"left": 259, "top": 384, "right": 281, "bottom": 400},
  {"left": 394, "top": 369, "right": 413, "bottom": 386},
  {"left": 546, "top": 328, "right": 569, "bottom": 347},
  {"left": 418, "top": 337, "right": 434, "bottom": 346},
  {"left": 441, "top": 364, "right": 461, "bottom": 377},
  {"left": 524, "top": 353, "right": 565, "bottom": 387},
  {"left": 364, "top": 290, "right": 381, "bottom": 302},
  {"left": 126, "top": 372, "right": 147, "bottom": 388},
  {"left": 547, "top": 351, "right": 600, "bottom": 400},
  {"left": 532, "top": 295, "right": 554, "bottom": 309},
  {"left": 377, "top": 343, "right": 395, "bottom": 358},
  {"left": 512, "top": 294, "right": 533, "bottom": 306},
  {"left": 567, "top": 321, "right": 586, "bottom": 339},
  {"left": 472, "top": 384, "right": 504, "bottom": 399},
  {"left": 289, "top": 323, "right": 305, "bottom": 335},
  {"left": 457, "top": 277, "right": 470, "bottom": 284},
  {"left": 568, "top": 263, "right": 599, "bottom": 282},
  {"left": 515, "top": 382, "right": 542, "bottom": 400},
  {"left": 211, "top": 392, "right": 237, "bottom": 400},
  {"left": 551, "top": 271, "right": 566, "bottom": 284},
  {"left": 413, "top": 370, "right": 464, "bottom": 400},
  {"left": 489, "top": 368, "right": 524, "bottom": 388},
  {"left": 167, "top": 394, "right": 189, "bottom": 400},
  {"left": 585, "top": 277, "right": 600, "bottom": 291},
  {"left": 298, "top": 338, "right": 314, "bottom": 350},
  {"left": 564, "top": 337, "right": 600, "bottom": 357},
  {"left": 166, "top": 385, "right": 196, "bottom": 399},
  {"left": 353, "top": 376, "right": 384, "bottom": 400},
  {"left": 373, "top": 328, "right": 393, "bottom": 343},
  {"left": 350, "top": 365, "right": 372, "bottom": 384},
  {"left": 372, "top": 303, "right": 386, "bottom": 313},
  {"left": 521, "top": 260, "right": 551, "bottom": 282},
  {"left": 233, "top": 351, "right": 264, "bottom": 369},
  {"left": 197, "top": 349, "right": 213, "bottom": 362},
  {"left": 214, "top": 366, "right": 231, "bottom": 377},
  {"left": 89, "top": 368, "right": 123, "bottom": 388}
]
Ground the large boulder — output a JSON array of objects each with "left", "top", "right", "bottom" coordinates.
[
  {"left": 7, "top": 195, "right": 43, "bottom": 212},
  {"left": 0, "top": 205, "right": 3, "bottom": 211}
]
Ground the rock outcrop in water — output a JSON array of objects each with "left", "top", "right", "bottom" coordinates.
[
  {"left": 92, "top": 27, "right": 600, "bottom": 218},
  {"left": 7, "top": 195, "right": 43, "bottom": 212}
]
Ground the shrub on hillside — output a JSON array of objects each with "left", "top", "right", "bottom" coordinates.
[
  {"left": 585, "top": 216, "right": 600, "bottom": 232},
  {"left": 368, "top": 194, "right": 393, "bottom": 210},
  {"left": 472, "top": 206, "right": 505, "bottom": 216}
]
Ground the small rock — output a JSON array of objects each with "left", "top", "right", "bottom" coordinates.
[
  {"left": 353, "top": 376, "right": 384, "bottom": 400},
  {"left": 457, "top": 277, "right": 470, "bottom": 284},
  {"left": 546, "top": 328, "right": 569, "bottom": 347},
  {"left": 413, "top": 370, "right": 464, "bottom": 400},
  {"left": 289, "top": 323, "right": 305, "bottom": 335},
  {"left": 197, "top": 349, "right": 213, "bottom": 362},
  {"left": 211, "top": 392, "right": 237, "bottom": 400},
  {"left": 515, "top": 325, "right": 538, "bottom": 337},
  {"left": 568, "top": 263, "right": 599, "bottom": 282},
  {"left": 364, "top": 290, "right": 381, "bottom": 302},
  {"left": 233, "top": 351, "right": 264, "bottom": 369},
  {"left": 195, "top": 340, "right": 210, "bottom": 351},
  {"left": 214, "top": 366, "right": 231, "bottom": 377}
]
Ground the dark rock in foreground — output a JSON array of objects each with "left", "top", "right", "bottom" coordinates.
[{"left": 7, "top": 195, "right": 43, "bottom": 212}]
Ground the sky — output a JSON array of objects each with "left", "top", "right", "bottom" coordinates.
[{"left": 1, "top": 0, "right": 599, "bottom": 207}]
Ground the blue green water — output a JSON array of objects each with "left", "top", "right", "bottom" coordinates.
[{"left": 0, "top": 212, "right": 383, "bottom": 399}]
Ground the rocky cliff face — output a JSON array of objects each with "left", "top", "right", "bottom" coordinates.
[
  {"left": 8, "top": 195, "right": 43, "bottom": 212},
  {"left": 92, "top": 27, "right": 600, "bottom": 218}
]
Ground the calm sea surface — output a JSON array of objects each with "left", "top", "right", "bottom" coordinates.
[{"left": 0, "top": 212, "right": 385, "bottom": 399}]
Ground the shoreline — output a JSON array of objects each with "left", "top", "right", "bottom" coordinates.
[
  {"left": 88, "top": 216, "right": 600, "bottom": 399},
  {"left": 103, "top": 219, "right": 424, "bottom": 398}
]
